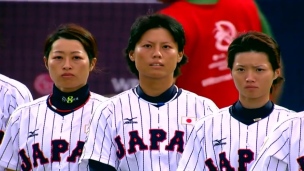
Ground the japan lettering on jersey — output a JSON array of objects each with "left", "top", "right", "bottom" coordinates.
[
  {"left": 0, "top": 92, "right": 107, "bottom": 171},
  {"left": 80, "top": 88, "right": 218, "bottom": 171},
  {"left": 0, "top": 74, "right": 33, "bottom": 143},
  {"left": 250, "top": 114, "right": 304, "bottom": 171},
  {"left": 177, "top": 105, "right": 295, "bottom": 171}
]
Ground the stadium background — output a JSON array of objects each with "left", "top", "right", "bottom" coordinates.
[{"left": 0, "top": 0, "right": 303, "bottom": 111}]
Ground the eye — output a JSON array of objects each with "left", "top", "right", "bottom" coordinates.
[
  {"left": 73, "top": 56, "right": 82, "bottom": 60},
  {"left": 143, "top": 44, "right": 152, "bottom": 48},
  {"left": 236, "top": 68, "right": 244, "bottom": 72},
  {"left": 53, "top": 56, "right": 62, "bottom": 59},
  {"left": 163, "top": 45, "right": 171, "bottom": 49},
  {"left": 256, "top": 68, "right": 264, "bottom": 72}
]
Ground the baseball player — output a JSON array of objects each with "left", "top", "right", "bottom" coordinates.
[
  {"left": 0, "top": 23, "right": 107, "bottom": 171},
  {"left": 0, "top": 74, "right": 33, "bottom": 144},
  {"left": 80, "top": 13, "right": 219, "bottom": 171},
  {"left": 176, "top": 31, "right": 295, "bottom": 171},
  {"left": 250, "top": 114, "right": 304, "bottom": 171}
]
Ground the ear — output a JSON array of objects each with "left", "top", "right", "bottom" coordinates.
[
  {"left": 43, "top": 57, "right": 48, "bottom": 70},
  {"left": 90, "top": 58, "right": 97, "bottom": 71},
  {"left": 274, "top": 68, "right": 281, "bottom": 80},
  {"left": 129, "top": 51, "right": 135, "bottom": 61},
  {"left": 177, "top": 51, "right": 184, "bottom": 63}
]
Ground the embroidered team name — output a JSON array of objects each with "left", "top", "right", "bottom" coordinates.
[
  {"left": 114, "top": 129, "right": 185, "bottom": 160},
  {"left": 205, "top": 149, "right": 254, "bottom": 170},
  {"left": 18, "top": 140, "right": 85, "bottom": 170},
  {"left": 62, "top": 96, "right": 78, "bottom": 103}
]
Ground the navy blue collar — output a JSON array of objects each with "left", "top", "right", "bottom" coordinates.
[
  {"left": 134, "top": 84, "right": 181, "bottom": 107},
  {"left": 47, "top": 84, "right": 90, "bottom": 115},
  {"left": 229, "top": 100, "right": 274, "bottom": 125}
]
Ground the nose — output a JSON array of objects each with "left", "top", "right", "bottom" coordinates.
[
  {"left": 245, "top": 71, "right": 255, "bottom": 82},
  {"left": 152, "top": 46, "right": 162, "bottom": 58},
  {"left": 63, "top": 58, "right": 72, "bottom": 70}
]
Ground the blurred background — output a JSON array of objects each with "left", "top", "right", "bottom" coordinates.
[{"left": 0, "top": 0, "right": 303, "bottom": 111}]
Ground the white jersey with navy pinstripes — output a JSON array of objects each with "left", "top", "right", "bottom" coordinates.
[
  {"left": 250, "top": 113, "right": 304, "bottom": 171},
  {"left": 80, "top": 88, "right": 218, "bottom": 171},
  {"left": 177, "top": 105, "right": 295, "bottom": 171},
  {"left": 0, "top": 92, "right": 107, "bottom": 171},
  {"left": 0, "top": 74, "right": 33, "bottom": 143}
]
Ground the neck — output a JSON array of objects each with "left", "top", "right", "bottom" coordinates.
[
  {"left": 138, "top": 77, "right": 174, "bottom": 97},
  {"left": 187, "top": 0, "right": 218, "bottom": 4},
  {"left": 239, "top": 95, "right": 270, "bottom": 109},
  {"left": 48, "top": 84, "right": 90, "bottom": 115},
  {"left": 55, "top": 83, "right": 86, "bottom": 93}
]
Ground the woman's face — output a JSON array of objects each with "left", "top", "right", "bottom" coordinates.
[
  {"left": 44, "top": 38, "right": 96, "bottom": 93},
  {"left": 129, "top": 28, "right": 183, "bottom": 81},
  {"left": 231, "top": 51, "right": 279, "bottom": 101}
]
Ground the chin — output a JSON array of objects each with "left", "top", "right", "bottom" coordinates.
[{"left": 241, "top": 92, "right": 260, "bottom": 99}]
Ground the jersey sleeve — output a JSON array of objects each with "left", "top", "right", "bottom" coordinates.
[
  {"left": 250, "top": 117, "right": 296, "bottom": 171},
  {"left": 0, "top": 110, "right": 22, "bottom": 170},
  {"left": 10, "top": 84, "right": 33, "bottom": 115},
  {"left": 197, "top": 96, "right": 219, "bottom": 120},
  {"left": 0, "top": 85, "right": 33, "bottom": 143},
  {"left": 177, "top": 118, "right": 207, "bottom": 171},
  {"left": 80, "top": 102, "right": 118, "bottom": 168},
  {"left": 205, "top": 98, "right": 219, "bottom": 114}
]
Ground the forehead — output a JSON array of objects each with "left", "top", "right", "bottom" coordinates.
[
  {"left": 234, "top": 51, "right": 271, "bottom": 65},
  {"left": 139, "top": 28, "right": 175, "bottom": 42},
  {"left": 51, "top": 38, "right": 84, "bottom": 51}
]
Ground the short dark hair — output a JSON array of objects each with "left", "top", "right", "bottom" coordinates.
[
  {"left": 227, "top": 31, "right": 284, "bottom": 91},
  {"left": 124, "top": 13, "right": 188, "bottom": 78},
  {"left": 44, "top": 23, "right": 98, "bottom": 64}
]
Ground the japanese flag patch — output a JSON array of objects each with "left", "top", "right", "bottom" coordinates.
[{"left": 181, "top": 116, "right": 197, "bottom": 125}]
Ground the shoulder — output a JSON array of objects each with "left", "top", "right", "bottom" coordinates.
[
  {"left": 93, "top": 89, "right": 133, "bottom": 111},
  {"left": 272, "top": 114, "right": 304, "bottom": 133},
  {"left": 180, "top": 89, "right": 219, "bottom": 108},
  {"left": 90, "top": 92, "right": 109, "bottom": 102},
  {"left": 179, "top": 89, "right": 215, "bottom": 103},
  {"left": 14, "top": 95, "right": 48, "bottom": 112},
  {"left": 0, "top": 74, "right": 32, "bottom": 98},
  {"left": 8, "top": 96, "right": 48, "bottom": 123},
  {"left": 0, "top": 74, "right": 30, "bottom": 92},
  {"left": 287, "top": 112, "right": 304, "bottom": 125},
  {"left": 273, "top": 104, "right": 297, "bottom": 114},
  {"left": 194, "top": 107, "right": 230, "bottom": 127}
]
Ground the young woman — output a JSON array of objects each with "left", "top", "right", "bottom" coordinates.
[
  {"left": 80, "top": 13, "right": 218, "bottom": 171},
  {"left": 0, "top": 23, "right": 107, "bottom": 170},
  {"left": 177, "top": 31, "right": 295, "bottom": 171}
]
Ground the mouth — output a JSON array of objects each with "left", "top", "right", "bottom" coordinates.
[
  {"left": 150, "top": 63, "right": 164, "bottom": 66},
  {"left": 245, "top": 86, "right": 258, "bottom": 89},
  {"left": 61, "top": 73, "right": 74, "bottom": 77}
]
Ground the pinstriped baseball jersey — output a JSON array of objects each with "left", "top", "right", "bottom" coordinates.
[
  {"left": 250, "top": 114, "right": 304, "bottom": 171},
  {"left": 0, "top": 74, "right": 33, "bottom": 143},
  {"left": 80, "top": 88, "right": 218, "bottom": 171},
  {"left": 0, "top": 92, "right": 107, "bottom": 171},
  {"left": 177, "top": 105, "right": 295, "bottom": 171}
]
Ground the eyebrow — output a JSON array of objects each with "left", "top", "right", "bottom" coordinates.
[
  {"left": 144, "top": 40, "right": 173, "bottom": 44},
  {"left": 53, "top": 51, "right": 83, "bottom": 54},
  {"left": 235, "top": 64, "right": 267, "bottom": 67}
]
